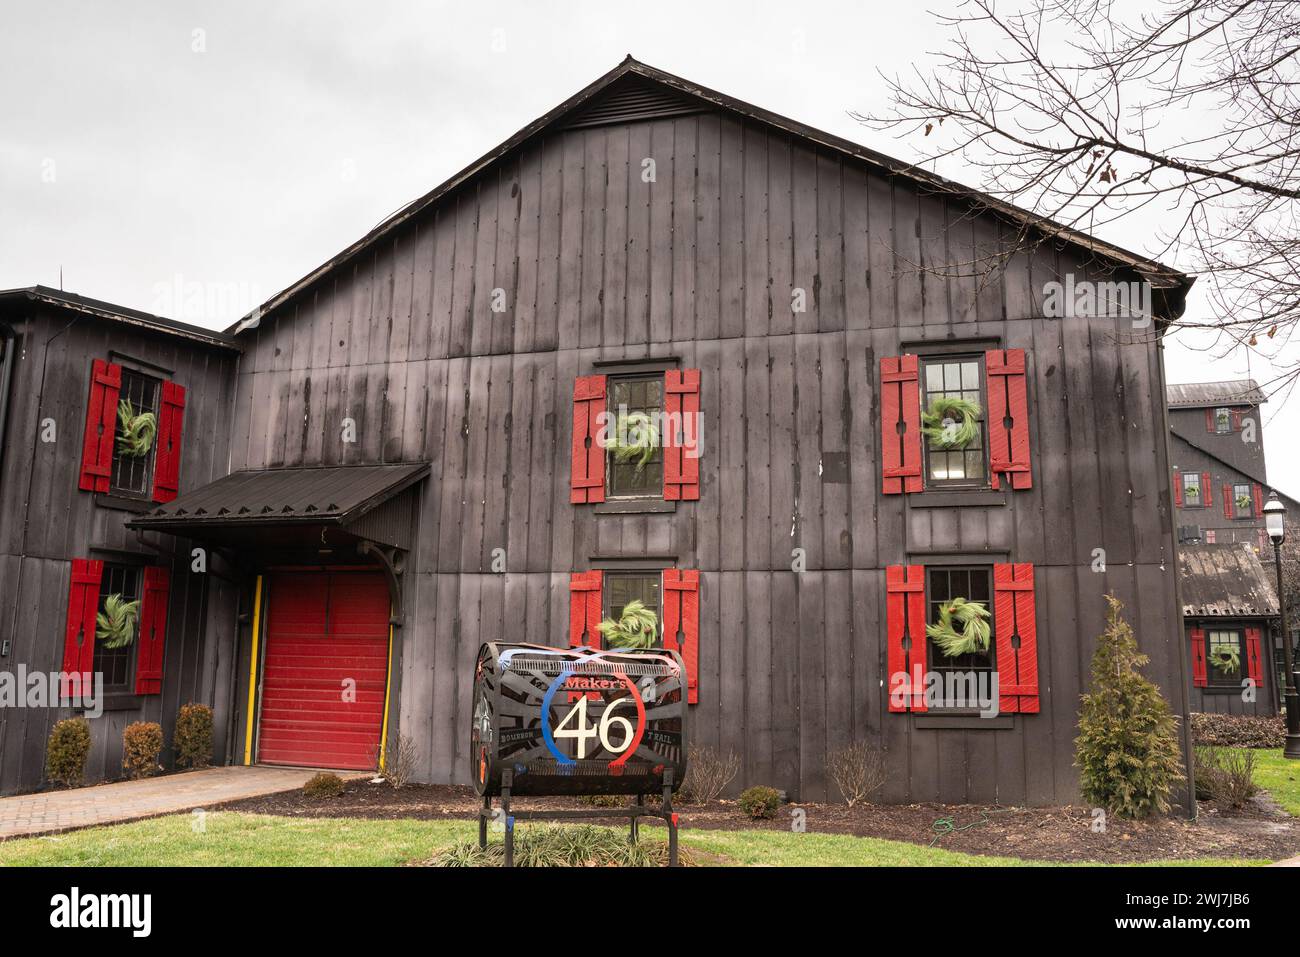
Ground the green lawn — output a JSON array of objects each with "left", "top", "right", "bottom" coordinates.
[
  {"left": 0, "top": 812, "right": 1268, "bottom": 867},
  {"left": 1231, "top": 747, "right": 1300, "bottom": 816}
]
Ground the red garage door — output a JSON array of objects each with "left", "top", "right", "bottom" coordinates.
[{"left": 257, "top": 572, "right": 390, "bottom": 770}]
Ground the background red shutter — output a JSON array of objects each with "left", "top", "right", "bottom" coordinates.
[
  {"left": 1244, "top": 626, "right": 1264, "bottom": 687},
  {"left": 885, "top": 565, "right": 926, "bottom": 712},
  {"left": 1205, "top": 408, "right": 1214, "bottom": 432},
  {"left": 1223, "top": 484, "right": 1233, "bottom": 519},
  {"left": 151, "top": 381, "right": 186, "bottom": 503},
  {"left": 880, "top": 356, "right": 922, "bottom": 494},
  {"left": 663, "top": 569, "right": 700, "bottom": 704},
  {"left": 570, "top": 375, "right": 607, "bottom": 504},
  {"left": 985, "top": 348, "right": 1032, "bottom": 490},
  {"left": 78, "top": 360, "right": 121, "bottom": 492},
  {"left": 1190, "top": 627, "right": 1208, "bottom": 687},
  {"left": 1172, "top": 470, "right": 1183, "bottom": 507},
  {"left": 663, "top": 369, "right": 701, "bottom": 501},
  {"left": 1201, "top": 472, "right": 1211, "bottom": 508},
  {"left": 61, "top": 559, "right": 103, "bottom": 698},
  {"left": 568, "top": 570, "right": 603, "bottom": 701},
  {"left": 1231, "top": 409, "right": 1244, "bottom": 431},
  {"left": 993, "top": 563, "right": 1040, "bottom": 714},
  {"left": 134, "top": 566, "right": 170, "bottom": 695},
  {"left": 1253, "top": 483, "right": 1264, "bottom": 518}
]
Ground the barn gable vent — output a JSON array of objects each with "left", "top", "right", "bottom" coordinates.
[{"left": 560, "top": 76, "right": 710, "bottom": 130}]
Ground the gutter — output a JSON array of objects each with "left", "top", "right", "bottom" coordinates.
[{"left": 0, "top": 322, "right": 14, "bottom": 483}]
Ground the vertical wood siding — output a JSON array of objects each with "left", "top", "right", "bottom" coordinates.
[{"left": 212, "top": 112, "right": 1191, "bottom": 805}]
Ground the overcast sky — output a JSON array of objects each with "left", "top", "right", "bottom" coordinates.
[{"left": 2, "top": 0, "right": 1294, "bottom": 490}]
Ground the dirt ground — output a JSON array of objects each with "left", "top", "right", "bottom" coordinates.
[{"left": 217, "top": 779, "right": 1300, "bottom": 863}]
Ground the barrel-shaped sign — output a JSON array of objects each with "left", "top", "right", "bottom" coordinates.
[{"left": 470, "top": 642, "right": 689, "bottom": 796}]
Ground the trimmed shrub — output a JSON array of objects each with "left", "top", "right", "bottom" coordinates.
[
  {"left": 828, "top": 741, "right": 888, "bottom": 806},
  {"left": 303, "top": 771, "right": 345, "bottom": 799},
  {"left": 173, "top": 703, "right": 213, "bottom": 769},
  {"left": 1190, "top": 712, "right": 1285, "bottom": 749},
  {"left": 46, "top": 717, "right": 92, "bottom": 788},
  {"left": 1195, "top": 746, "right": 1259, "bottom": 809},
  {"left": 738, "top": 785, "right": 781, "bottom": 819},
  {"left": 1075, "top": 595, "right": 1185, "bottom": 818},
  {"left": 122, "top": 721, "right": 163, "bottom": 780},
  {"left": 679, "top": 745, "right": 740, "bottom": 805}
]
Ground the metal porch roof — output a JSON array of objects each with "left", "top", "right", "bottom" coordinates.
[{"left": 1179, "top": 543, "right": 1279, "bottom": 618}]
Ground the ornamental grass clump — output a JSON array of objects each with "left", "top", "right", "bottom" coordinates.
[
  {"left": 604, "top": 412, "right": 660, "bottom": 471},
  {"left": 1075, "top": 595, "right": 1184, "bottom": 819},
  {"left": 921, "top": 396, "right": 981, "bottom": 449},
  {"left": 926, "top": 597, "right": 991, "bottom": 657},
  {"left": 431, "top": 824, "right": 693, "bottom": 867},
  {"left": 597, "top": 599, "right": 659, "bottom": 650},
  {"left": 116, "top": 400, "right": 157, "bottom": 458}
]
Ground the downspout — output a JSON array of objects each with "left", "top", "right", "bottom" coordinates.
[{"left": 0, "top": 322, "right": 15, "bottom": 483}]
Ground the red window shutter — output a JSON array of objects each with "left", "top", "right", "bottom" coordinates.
[
  {"left": 151, "top": 381, "right": 186, "bottom": 503},
  {"left": 992, "top": 563, "right": 1040, "bottom": 714},
  {"left": 61, "top": 559, "right": 103, "bottom": 699},
  {"left": 1244, "top": 627, "right": 1264, "bottom": 686},
  {"left": 1172, "top": 470, "right": 1183, "bottom": 507},
  {"left": 570, "top": 375, "right": 607, "bottom": 504},
  {"left": 885, "top": 565, "right": 927, "bottom": 712},
  {"left": 568, "top": 571, "right": 603, "bottom": 648},
  {"left": 1190, "top": 627, "right": 1208, "bottom": 687},
  {"left": 880, "top": 356, "right": 922, "bottom": 494},
  {"left": 1231, "top": 409, "right": 1244, "bottom": 431},
  {"left": 1253, "top": 483, "right": 1264, "bottom": 518},
  {"left": 1205, "top": 408, "right": 1214, "bottom": 432},
  {"left": 986, "top": 348, "right": 1032, "bottom": 490},
  {"left": 1223, "top": 484, "right": 1233, "bottom": 520},
  {"left": 78, "top": 360, "right": 122, "bottom": 492},
  {"left": 663, "top": 369, "right": 701, "bottom": 501},
  {"left": 1201, "top": 472, "right": 1211, "bottom": 509},
  {"left": 134, "top": 566, "right": 170, "bottom": 695},
  {"left": 663, "top": 569, "right": 700, "bottom": 703},
  {"left": 568, "top": 570, "right": 603, "bottom": 702}
]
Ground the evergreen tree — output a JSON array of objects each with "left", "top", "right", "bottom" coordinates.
[{"left": 1075, "top": 595, "right": 1185, "bottom": 818}]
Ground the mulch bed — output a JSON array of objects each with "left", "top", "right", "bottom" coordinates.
[{"left": 216, "top": 779, "right": 1300, "bottom": 863}]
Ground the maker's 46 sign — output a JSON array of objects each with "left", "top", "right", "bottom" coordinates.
[{"left": 470, "top": 642, "right": 688, "bottom": 797}]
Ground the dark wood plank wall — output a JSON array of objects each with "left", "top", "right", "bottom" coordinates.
[
  {"left": 0, "top": 306, "right": 237, "bottom": 794},
  {"left": 229, "top": 111, "right": 1191, "bottom": 806}
]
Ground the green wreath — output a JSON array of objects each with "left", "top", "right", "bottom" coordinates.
[
  {"left": 926, "top": 597, "right": 991, "bottom": 657},
  {"left": 116, "top": 400, "right": 157, "bottom": 458},
  {"left": 96, "top": 593, "right": 141, "bottom": 649},
  {"left": 921, "top": 396, "right": 981, "bottom": 450},
  {"left": 604, "top": 412, "right": 660, "bottom": 471},
  {"left": 597, "top": 599, "right": 659, "bottom": 650},
  {"left": 1209, "top": 643, "right": 1241, "bottom": 676}
]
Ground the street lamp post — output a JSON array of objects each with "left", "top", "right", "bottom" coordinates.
[{"left": 1263, "top": 492, "right": 1300, "bottom": 759}]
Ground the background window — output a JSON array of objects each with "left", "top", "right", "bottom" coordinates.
[
  {"left": 922, "top": 357, "right": 986, "bottom": 486},
  {"left": 1213, "top": 407, "right": 1232, "bottom": 433},
  {"left": 93, "top": 563, "right": 141, "bottom": 693},
  {"left": 1207, "top": 629, "right": 1244, "bottom": 687},
  {"left": 1233, "top": 483, "right": 1253, "bottom": 519},
  {"left": 110, "top": 368, "right": 161, "bottom": 498},
  {"left": 1182, "top": 472, "right": 1201, "bottom": 507},
  {"left": 603, "top": 572, "right": 662, "bottom": 646},
  {"left": 926, "top": 566, "right": 994, "bottom": 706},
  {"left": 607, "top": 376, "right": 663, "bottom": 498}
]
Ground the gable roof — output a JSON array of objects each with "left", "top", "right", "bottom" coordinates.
[
  {"left": 1167, "top": 379, "right": 1266, "bottom": 408},
  {"left": 0, "top": 285, "right": 238, "bottom": 351},
  {"left": 230, "top": 56, "right": 1192, "bottom": 335}
]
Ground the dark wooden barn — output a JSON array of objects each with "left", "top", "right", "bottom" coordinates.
[{"left": 2, "top": 59, "right": 1200, "bottom": 809}]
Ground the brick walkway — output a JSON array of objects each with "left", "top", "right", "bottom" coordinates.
[{"left": 0, "top": 766, "right": 363, "bottom": 839}]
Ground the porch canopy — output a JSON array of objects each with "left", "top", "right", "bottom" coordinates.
[
  {"left": 125, "top": 462, "right": 430, "bottom": 553},
  {"left": 1178, "top": 543, "right": 1279, "bottom": 618}
]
